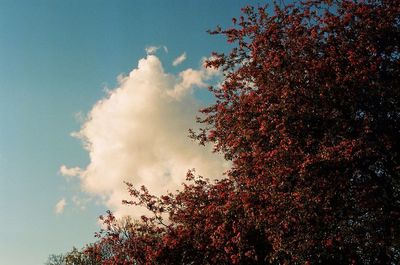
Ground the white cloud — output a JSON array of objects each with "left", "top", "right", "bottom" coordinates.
[
  {"left": 172, "top": 52, "right": 187, "bottom": 66},
  {"left": 59, "top": 165, "right": 81, "bottom": 177},
  {"left": 55, "top": 198, "right": 67, "bottom": 214},
  {"left": 62, "top": 54, "right": 227, "bottom": 218},
  {"left": 145, "top": 45, "right": 168, "bottom": 55}
]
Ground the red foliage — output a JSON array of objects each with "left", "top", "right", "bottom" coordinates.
[{"left": 84, "top": 1, "right": 400, "bottom": 264}]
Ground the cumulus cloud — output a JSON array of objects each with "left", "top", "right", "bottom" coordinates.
[
  {"left": 172, "top": 52, "right": 187, "bottom": 66},
  {"left": 62, "top": 54, "right": 227, "bottom": 218},
  {"left": 55, "top": 198, "right": 67, "bottom": 214}
]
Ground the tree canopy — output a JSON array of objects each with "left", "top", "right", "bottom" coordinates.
[{"left": 51, "top": 0, "right": 400, "bottom": 264}]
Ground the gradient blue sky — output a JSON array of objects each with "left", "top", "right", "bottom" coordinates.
[{"left": 0, "top": 1, "right": 263, "bottom": 264}]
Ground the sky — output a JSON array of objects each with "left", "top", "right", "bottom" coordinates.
[{"left": 0, "top": 0, "right": 263, "bottom": 264}]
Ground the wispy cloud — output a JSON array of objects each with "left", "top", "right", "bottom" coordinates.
[
  {"left": 72, "top": 195, "right": 91, "bottom": 211},
  {"left": 61, "top": 54, "right": 227, "bottom": 218},
  {"left": 59, "top": 165, "right": 81, "bottom": 177},
  {"left": 172, "top": 52, "right": 187, "bottom": 66},
  {"left": 73, "top": 111, "right": 85, "bottom": 123},
  {"left": 55, "top": 198, "right": 67, "bottom": 214},
  {"left": 145, "top": 45, "right": 168, "bottom": 55}
]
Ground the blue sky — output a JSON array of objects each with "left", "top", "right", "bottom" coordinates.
[{"left": 0, "top": 1, "right": 263, "bottom": 264}]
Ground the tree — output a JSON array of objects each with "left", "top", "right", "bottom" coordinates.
[
  {"left": 196, "top": 0, "right": 400, "bottom": 263},
  {"left": 66, "top": 0, "right": 400, "bottom": 264},
  {"left": 45, "top": 254, "right": 65, "bottom": 265},
  {"left": 46, "top": 247, "right": 100, "bottom": 265}
]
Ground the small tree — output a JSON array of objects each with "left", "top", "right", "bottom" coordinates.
[{"left": 65, "top": 0, "right": 400, "bottom": 264}]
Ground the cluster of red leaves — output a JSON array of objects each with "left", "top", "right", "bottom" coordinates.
[{"left": 83, "top": 1, "right": 400, "bottom": 264}]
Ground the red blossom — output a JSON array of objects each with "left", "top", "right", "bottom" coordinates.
[{"left": 63, "top": 1, "right": 400, "bottom": 264}]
